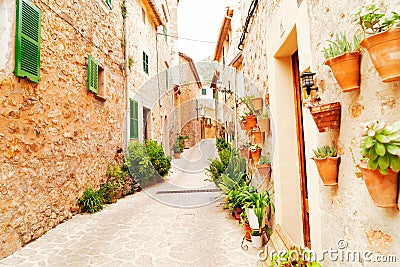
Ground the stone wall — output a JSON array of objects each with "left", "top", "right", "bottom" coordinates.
[
  {"left": 0, "top": 0, "right": 125, "bottom": 258},
  {"left": 229, "top": 0, "right": 400, "bottom": 262}
]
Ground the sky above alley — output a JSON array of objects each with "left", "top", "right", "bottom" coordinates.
[{"left": 178, "top": 0, "right": 235, "bottom": 62}]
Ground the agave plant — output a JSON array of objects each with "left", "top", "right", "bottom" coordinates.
[{"left": 312, "top": 145, "right": 337, "bottom": 158}]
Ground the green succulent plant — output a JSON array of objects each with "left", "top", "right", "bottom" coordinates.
[
  {"left": 322, "top": 32, "right": 361, "bottom": 59},
  {"left": 312, "top": 145, "right": 337, "bottom": 158}
]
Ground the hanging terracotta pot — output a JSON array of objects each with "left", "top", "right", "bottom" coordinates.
[
  {"left": 239, "top": 147, "right": 250, "bottom": 159},
  {"left": 239, "top": 121, "right": 246, "bottom": 130},
  {"left": 358, "top": 163, "right": 399, "bottom": 208},
  {"left": 309, "top": 102, "right": 341, "bottom": 132},
  {"left": 252, "top": 130, "right": 263, "bottom": 144},
  {"left": 324, "top": 51, "right": 360, "bottom": 92},
  {"left": 258, "top": 118, "right": 270, "bottom": 132},
  {"left": 256, "top": 164, "right": 271, "bottom": 179},
  {"left": 244, "top": 115, "right": 257, "bottom": 131},
  {"left": 250, "top": 148, "right": 262, "bottom": 163},
  {"left": 311, "top": 157, "right": 340, "bottom": 186},
  {"left": 360, "top": 28, "right": 400, "bottom": 82},
  {"left": 251, "top": 97, "right": 263, "bottom": 111}
]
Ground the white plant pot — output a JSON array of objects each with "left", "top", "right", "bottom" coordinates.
[
  {"left": 246, "top": 208, "right": 259, "bottom": 229},
  {"left": 251, "top": 235, "right": 262, "bottom": 248}
]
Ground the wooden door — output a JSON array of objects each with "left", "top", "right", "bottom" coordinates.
[{"left": 291, "top": 51, "right": 311, "bottom": 248}]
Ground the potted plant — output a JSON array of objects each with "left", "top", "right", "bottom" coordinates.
[
  {"left": 323, "top": 32, "right": 362, "bottom": 92},
  {"left": 239, "top": 115, "right": 246, "bottom": 130},
  {"left": 311, "top": 145, "right": 340, "bottom": 186},
  {"left": 173, "top": 142, "right": 181, "bottom": 158},
  {"left": 257, "top": 112, "right": 270, "bottom": 133},
  {"left": 309, "top": 102, "right": 341, "bottom": 132},
  {"left": 355, "top": 5, "right": 400, "bottom": 82},
  {"left": 239, "top": 97, "right": 258, "bottom": 131},
  {"left": 240, "top": 211, "right": 252, "bottom": 241},
  {"left": 251, "top": 229, "right": 262, "bottom": 248},
  {"left": 250, "top": 96, "right": 263, "bottom": 111},
  {"left": 256, "top": 155, "right": 271, "bottom": 179},
  {"left": 239, "top": 141, "right": 251, "bottom": 159},
  {"left": 249, "top": 144, "right": 262, "bottom": 163},
  {"left": 242, "top": 190, "right": 274, "bottom": 230},
  {"left": 251, "top": 128, "right": 263, "bottom": 144},
  {"left": 357, "top": 120, "right": 400, "bottom": 208}
]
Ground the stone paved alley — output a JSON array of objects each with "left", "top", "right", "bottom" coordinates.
[{"left": 0, "top": 140, "right": 260, "bottom": 266}]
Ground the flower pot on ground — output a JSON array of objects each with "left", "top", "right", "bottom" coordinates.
[
  {"left": 173, "top": 142, "right": 181, "bottom": 158},
  {"left": 323, "top": 33, "right": 361, "bottom": 92},
  {"left": 257, "top": 112, "right": 270, "bottom": 133},
  {"left": 256, "top": 155, "right": 271, "bottom": 179},
  {"left": 249, "top": 144, "right": 262, "bottom": 163},
  {"left": 250, "top": 97, "right": 263, "bottom": 111},
  {"left": 311, "top": 145, "right": 340, "bottom": 186},
  {"left": 309, "top": 102, "right": 341, "bottom": 132},
  {"left": 251, "top": 230, "right": 262, "bottom": 248},
  {"left": 244, "top": 115, "right": 257, "bottom": 131},
  {"left": 251, "top": 130, "right": 263, "bottom": 144},
  {"left": 358, "top": 162, "right": 399, "bottom": 208},
  {"left": 233, "top": 206, "right": 242, "bottom": 220},
  {"left": 246, "top": 207, "right": 260, "bottom": 229},
  {"left": 355, "top": 6, "right": 400, "bottom": 82},
  {"left": 242, "top": 190, "right": 274, "bottom": 230},
  {"left": 357, "top": 120, "right": 400, "bottom": 208},
  {"left": 240, "top": 211, "right": 252, "bottom": 241}
]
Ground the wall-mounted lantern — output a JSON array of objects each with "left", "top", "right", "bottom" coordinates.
[{"left": 300, "top": 71, "right": 318, "bottom": 96}]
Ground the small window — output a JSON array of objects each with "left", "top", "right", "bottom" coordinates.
[
  {"left": 202, "top": 88, "right": 207, "bottom": 95},
  {"left": 104, "top": 0, "right": 112, "bottom": 9},
  {"left": 143, "top": 51, "right": 149, "bottom": 75},
  {"left": 87, "top": 55, "right": 106, "bottom": 99},
  {"left": 142, "top": 8, "right": 146, "bottom": 24},
  {"left": 14, "top": 0, "right": 42, "bottom": 83}
]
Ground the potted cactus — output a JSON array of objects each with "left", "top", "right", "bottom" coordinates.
[{"left": 311, "top": 145, "right": 340, "bottom": 186}]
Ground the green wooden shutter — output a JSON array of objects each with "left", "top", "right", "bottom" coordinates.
[
  {"left": 87, "top": 55, "right": 98, "bottom": 94},
  {"left": 165, "top": 69, "right": 169, "bottom": 89},
  {"left": 202, "top": 88, "right": 206, "bottom": 95},
  {"left": 14, "top": 0, "right": 42, "bottom": 83},
  {"left": 130, "top": 99, "right": 138, "bottom": 139},
  {"left": 105, "top": 0, "right": 112, "bottom": 9},
  {"left": 143, "top": 52, "right": 149, "bottom": 74}
]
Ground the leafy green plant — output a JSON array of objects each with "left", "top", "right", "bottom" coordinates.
[
  {"left": 98, "top": 182, "right": 117, "bottom": 204},
  {"left": 312, "top": 145, "right": 337, "bottom": 158},
  {"left": 128, "top": 56, "right": 135, "bottom": 70},
  {"left": 251, "top": 229, "right": 261, "bottom": 236},
  {"left": 239, "top": 96, "right": 257, "bottom": 115},
  {"left": 269, "top": 246, "right": 321, "bottom": 267},
  {"left": 257, "top": 111, "right": 269, "bottom": 119},
  {"left": 322, "top": 32, "right": 361, "bottom": 58},
  {"left": 354, "top": 5, "right": 400, "bottom": 35},
  {"left": 241, "top": 189, "right": 274, "bottom": 227},
  {"left": 145, "top": 139, "right": 171, "bottom": 177},
  {"left": 359, "top": 120, "right": 400, "bottom": 174},
  {"left": 258, "top": 155, "right": 271, "bottom": 165},
  {"left": 78, "top": 188, "right": 104, "bottom": 213},
  {"left": 216, "top": 138, "right": 231, "bottom": 152},
  {"left": 125, "top": 141, "right": 156, "bottom": 186},
  {"left": 120, "top": 1, "right": 127, "bottom": 18},
  {"left": 175, "top": 135, "right": 189, "bottom": 152}
]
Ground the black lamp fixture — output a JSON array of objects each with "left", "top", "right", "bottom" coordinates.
[{"left": 300, "top": 71, "right": 318, "bottom": 96}]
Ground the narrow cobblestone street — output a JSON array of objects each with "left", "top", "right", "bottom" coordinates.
[{"left": 0, "top": 140, "right": 261, "bottom": 266}]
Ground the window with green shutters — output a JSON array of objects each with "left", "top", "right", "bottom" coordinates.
[
  {"left": 87, "top": 55, "right": 99, "bottom": 94},
  {"left": 130, "top": 99, "right": 139, "bottom": 139},
  {"left": 105, "top": 0, "right": 112, "bottom": 9},
  {"left": 143, "top": 52, "right": 149, "bottom": 74},
  {"left": 202, "top": 88, "right": 207, "bottom": 95},
  {"left": 14, "top": 0, "right": 42, "bottom": 83}
]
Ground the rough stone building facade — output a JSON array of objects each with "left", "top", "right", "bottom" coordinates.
[
  {"left": 0, "top": 0, "right": 179, "bottom": 258},
  {"left": 218, "top": 0, "right": 400, "bottom": 264}
]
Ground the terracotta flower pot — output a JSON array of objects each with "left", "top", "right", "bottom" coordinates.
[
  {"left": 239, "top": 121, "right": 246, "bottom": 130},
  {"left": 256, "top": 164, "right": 271, "bottom": 179},
  {"left": 325, "top": 51, "right": 360, "bottom": 92},
  {"left": 311, "top": 157, "right": 340, "bottom": 186},
  {"left": 233, "top": 206, "right": 242, "bottom": 220},
  {"left": 244, "top": 223, "right": 252, "bottom": 241},
  {"left": 252, "top": 131, "right": 263, "bottom": 144},
  {"left": 174, "top": 152, "right": 181, "bottom": 159},
  {"left": 244, "top": 115, "right": 257, "bottom": 131},
  {"left": 360, "top": 28, "right": 400, "bottom": 82},
  {"left": 239, "top": 148, "right": 250, "bottom": 159},
  {"left": 258, "top": 118, "right": 270, "bottom": 132},
  {"left": 358, "top": 163, "right": 399, "bottom": 208},
  {"left": 309, "top": 102, "right": 341, "bottom": 132},
  {"left": 251, "top": 97, "right": 263, "bottom": 111},
  {"left": 250, "top": 148, "right": 262, "bottom": 163}
]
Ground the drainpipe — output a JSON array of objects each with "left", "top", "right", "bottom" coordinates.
[{"left": 123, "top": 0, "right": 130, "bottom": 150}]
